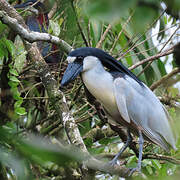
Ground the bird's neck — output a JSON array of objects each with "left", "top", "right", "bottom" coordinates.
[
  {"left": 82, "top": 62, "right": 108, "bottom": 81},
  {"left": 81, "top": 64, "right": 116, "bottom": 112}
]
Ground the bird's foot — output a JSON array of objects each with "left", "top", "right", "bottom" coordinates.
[
  {"left": 128, "top": 167, "right": 141, "bottom": 176},
  {"left": 108, "top": 158, "right": 118, "bottom": 167}
]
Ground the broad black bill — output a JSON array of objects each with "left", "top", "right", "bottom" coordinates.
[
  {"left": 61, "top": 62, "right": 83, "bottom": 86},
  {"left": 14, "top": 4, "right": 28, "bottom": 8},
  {"left": 14, "top": 0, "right": 41, "bottom": 9}
]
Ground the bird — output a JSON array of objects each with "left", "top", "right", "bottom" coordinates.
[
  {"left": 14, "top": 0, "right": 61, "bottom": 63},
  {"left": 61, "top": 47, "right": 177, "bottom": 175}
]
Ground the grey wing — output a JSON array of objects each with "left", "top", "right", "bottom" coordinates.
[{"left": 113, "top": 75, "right": 176, "bottom": 151}]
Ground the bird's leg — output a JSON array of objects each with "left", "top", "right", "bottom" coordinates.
[
  {"left": 129, "top": 130, "right": 144, "bottom": 176},
  {"left": 109, "top": 129, "right": 132, "bottom": 166}
]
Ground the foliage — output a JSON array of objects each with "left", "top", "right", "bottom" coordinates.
[{"left": 0, "top": 0, "right": 179, "bottom": 179}]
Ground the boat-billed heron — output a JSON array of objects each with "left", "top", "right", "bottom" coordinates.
[{"left": 61, "top": 47, "right": 177, "bottom": 174}]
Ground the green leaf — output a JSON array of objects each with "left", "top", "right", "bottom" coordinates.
[
  {"left": 157, "top": 17, "right": 165, "bottom": 42},
  {"left": 14, "top": 51, "right": 27, "bottom": 73},
  {"left": 0, "top": 38, "right": 8, "bottom": 58},
  {"left": 89, "top": 146, "right": 105, "bottom": 155},
  {"left": 142, "top": 159, "right": 152, "bottom": 166},
  {"left": 8, "top": 81, "right": 19, "bottom": 88},
  {"left": 90, "top": 19, "right": 102, "bottom": 46},
  {"left": 85, "top": 0, "right": 136, "bottom": 22},
  {"left": 11, "top": 87, "right": 22, "bottom": 100},
  {"left": 49, "top": 20, "right": 61, "bottom": 36},
  {"left": 126, "top": 155, "right": 137, "bottom": 168},
  {"left": 0, "top": 148, "right": 30, "bottom": 180},
  {"left": 131, "top": 5, "right": 158, "bottom": 33},
  {"left": 14, "top": 100, "right": 23, "bottom": 108},
  {"left": 16, "top": 135, "right": 87, "bottom": 166},
  {"left": 146, "top": 165, "right": 153, "bottom": 175},
  {"left": 4, "top": 39, "right": 15, "bottom": 56},
  {"left": 13, "top": 93, "right": 22, "bottom": 100},
  {"left": 0, "top": 21, "right": 7, "bottom": 34},
  {"left": 152, "top": 159, "right": 162, "bottom": 170},
  {"left": 79, "top": 120, "right": 91, "bottom": 135},
  {"left": 157, "top": 59, "right": 167, "bottom": 76},
  {"left": 84, "top": 138, "right": 93, "bottom": 147},
  {"left": 9, "top": 69, "right": 19, "bottom": 76},
  {"left": 56, "top": 0, "right": 78, "bottom": 41},
  {"left": 163, "top": 15, "right": 167, "bottom": 25},
  {"left": 15, "top": 107, "right": 27, "bottom": 115},
  {"left": 9, "top": 75, "right": 20, "bottom": 83},
  {"left": 2, "top": 122, "right": 18, "bottom": 132},
  {"left": 99, "top": 138, "right": 110, "bottom": 145},
  {"left": 0, "top": 44, "right": 5, "bottom": 58}
]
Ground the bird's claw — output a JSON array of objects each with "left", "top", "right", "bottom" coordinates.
[
  {"left": 108, "top": 158, "right": 118, "bottom": 167},
  {"left": 128, "top": 167, "right": 141, "bottom": 176},
  {"left": 102, "top": 159, "right": 117, "bottom": 170}
]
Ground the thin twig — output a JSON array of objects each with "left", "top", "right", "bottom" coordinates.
[
  {"left": 110, "top": 14, "right": 133, "bottom": 53},
  {"left": 17, "top": 0, "right": 41, "bottom": 14},
  {"left": 124, "top": 38, "right": 178, "bottom": 58},
  {"left": 143, "top": 153, "right": 180, "bottom": 164},
  {"left": 150, "top": 67, "right": 180, "bottom": 91},
  {"left": 117, "top": 23, "right": 179, "bottom": 60},
  {"left": 96, "top": 152, "right": 180, "bottom": 165},
  {"left": 96, "top": 24, "right": 112, "bottom": 48},
  {"left": 160, "top": 26, "right": 180, "bottom": 53},
  {"left": 87, "top": 20, "right": 92, "bottom": 46},
  {"left": 48, "top": 1, "right": 57, "bottom": 19},
  {"left": 23, "top": 97, "right": 49, "bottom": 100},
  {"left": 129, "top": 47, "right": 174, "bottom": 70},
  {"left": 137, "top": 25, "right": 180, "bottom": 76},
  {"left": 70, "top": 0, "right": 89, "bottom": 47},
  {"left": 24, "top": 82, "right": 42, "bottom": 98},
  {"left": 118, "top": 9, "right": 167, "bottom": 59}
]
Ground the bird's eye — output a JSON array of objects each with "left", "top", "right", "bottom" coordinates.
[
  {"left": 76, "top": 56, "right": 84, "bottom": 61},
  {"left": 27, "top": 2, "right": 33, "bottom": 6}
]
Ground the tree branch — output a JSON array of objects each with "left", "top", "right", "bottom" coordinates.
[
  {"left": 143, "top": 153, "right": 180, "bottom": 164},
  {"left": 71, "top": 0, "right": 89, "bottom": 47},
  {"left": 96, "top": 24, "right": 112, "bottom": 48},
  {"left": 85, "top": 156, "right": 131, "bottom": 177},
  {"left": 0, "top": 10, "right": 72, "bottom": 53},
  {"left": 129, "top": 47, "right": 174, "bottom": 70},
  {"left": 150, "top": 67, "right": 180, "bottom": 91},
  {"left": 97, "top": 152, "right": 180, "bottom": 165}
]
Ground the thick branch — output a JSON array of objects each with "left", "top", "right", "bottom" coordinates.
[
  {"left": 44, "top": 147, "right": 131, "bottom": 178},
  {"left": 85, "top": 157, "right": 130, "bottom": 177},
  {"left": 0, "top": 10, "right": 72, "bottom": 53}
]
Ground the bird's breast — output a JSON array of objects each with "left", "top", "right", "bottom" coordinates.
[{"left": 82, "top": 69, "right": 119, "bottom": 116}]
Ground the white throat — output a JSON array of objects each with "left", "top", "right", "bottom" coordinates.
[
  {"left": 82, "top": 56, "right": 104, "bottom": 72},
  {"left": 81, "top": 56, "right": 119, "bottom": 116}
]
